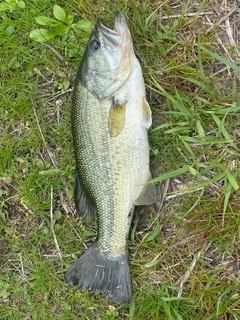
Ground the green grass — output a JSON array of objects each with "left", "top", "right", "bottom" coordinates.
[{"left": 1, "top": 0, "right": 240, "bottom": 319}]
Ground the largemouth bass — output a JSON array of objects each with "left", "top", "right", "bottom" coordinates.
[{"left": 65, "top": 12, "right": 156, "bottom": 304}]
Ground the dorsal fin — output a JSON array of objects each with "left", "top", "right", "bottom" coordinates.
[{"left": 74, "top": 171, "right": 96, "bottom": 222}]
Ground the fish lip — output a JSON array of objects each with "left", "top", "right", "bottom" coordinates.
[
  {"left": 96, "top": 12, "right": 133, "bottom": 81},
  {"left": 97, "top": 12, "right": 131, "bottom": 47},
  {"left": 97, "top": 18, "right": 122, "bottom": 46},
  {"left": 113, "top": 12, "right": 128, "bottom": 35}
]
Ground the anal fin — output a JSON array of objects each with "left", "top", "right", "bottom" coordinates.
[
  {"left": 74, "top": 170, "right": 96, "bottom": 222},
  {"left": 134, "top": 176, "right": 156, "bottom": 206}
]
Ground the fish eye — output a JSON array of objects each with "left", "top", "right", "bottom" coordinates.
[{"left": 90, "top": 39, "right": 101, "bottom": 52}]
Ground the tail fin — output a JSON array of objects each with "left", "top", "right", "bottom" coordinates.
[{"left": 65, "top": 242, "right": 132, "bottom": 304}]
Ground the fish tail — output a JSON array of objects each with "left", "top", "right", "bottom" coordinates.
[{"left": 65, "top": 242, "right": 132, "bottom": 304}]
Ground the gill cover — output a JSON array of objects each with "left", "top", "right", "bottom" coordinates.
[{"left": 78, "top": 13, "right": 134, "bottom": 100}]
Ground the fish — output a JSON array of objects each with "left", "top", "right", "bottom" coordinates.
[{"left": 65, "top": 12, "right": 156, "bottom": 304}]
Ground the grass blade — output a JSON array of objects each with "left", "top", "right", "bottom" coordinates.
[
  {"left": 200, "top": 45, "right": 240, "bottom": 73},
  {"left": 150, "top": 165, "right": 190, "bottom": 184}
]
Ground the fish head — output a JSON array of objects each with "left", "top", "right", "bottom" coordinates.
[{"left": 79, "top": 12, "right": 134, "bottom": 100}]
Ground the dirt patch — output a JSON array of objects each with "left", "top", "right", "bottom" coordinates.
[{"left": 0, "top": 239, "right": 11, "bottom": 260}]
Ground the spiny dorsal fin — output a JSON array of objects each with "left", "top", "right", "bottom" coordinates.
[{"left": 108, "top": 99, "right": 126, "bottom": 137}]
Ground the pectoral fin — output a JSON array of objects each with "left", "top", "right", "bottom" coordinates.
[
  {"left": 142, "top": 98, "right": 152, "bottom": 129},
  {"left": 108, "top": 99, "right": 126, "bottom": 137},
  {"left": 74, "top": 171, "right": 96, "bottom": 222},
  {"left": 134, "top": 177, "right": 156, "bottom": 206}
]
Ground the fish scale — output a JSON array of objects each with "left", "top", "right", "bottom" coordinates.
[
  {"left": 72, "top": 81, "right": 140, "bottom": 254},
  {"left": 65, "top": 12, "right": 156, "bottom": 304}
]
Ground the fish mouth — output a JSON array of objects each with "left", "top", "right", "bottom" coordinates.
[
  {"left": 97, "top": 12, "right": 131, "bottom": 48},
  {"left": 114, "top": 12, "right": 130, "bottom": 39},
  {"left": 96, "top": 12, "right": 133, "bottom": 82}
]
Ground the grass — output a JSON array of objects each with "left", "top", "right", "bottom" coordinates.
[{"left": 1, "top": 0, "right": 240, "bottom": 319}]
